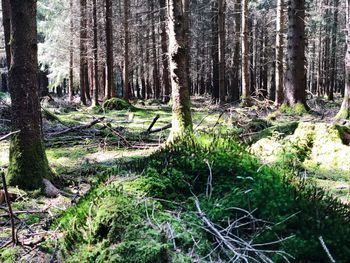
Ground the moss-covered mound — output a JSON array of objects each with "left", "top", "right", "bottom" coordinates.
[
  {"left": 252, "top": 122, "right": 350, "bottom": 180},
  {"left": 102, "top": 98, "right": 134, "bottom": 112},
  {"left": 53, "top": 135, "right": 350, "bottom": 262}
]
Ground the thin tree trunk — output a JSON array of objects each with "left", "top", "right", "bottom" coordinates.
[
  {"left": 160, "top": 0, "right": 170, "bottom": 102},
  {"left": 231, "top": 0, "right": 241, "bottom": 101},
  {"left": 105, "top": 0, "right": 115, "bottom": 99},
  {"left": 7, "top": 0, "right": 50, "bottom": 190},
  {"left": 212, "top": 0, "right": 219, "bottom": 100},
  {"left": 123, "top": 0, "right": 130, "bottom": 99},
  {"left": 92, "top": 0, "right": 99, "bottom": 106},
  {"left": 241, "top": 0, "right": 250, "bottom": 105},
  {"left": 218, "top": 0, "right": 226, "bottom": 102},
  {"left": 1, "top": 0, "right": 11, "bottom": 72},
  {"left": 80, "top": 0, "right": 87, "bottom": 105},
  {"left": 329, "top": 0, "right": 339, "bottom": 101},
  {"left": 275, "top": 0, "right": 284, "bottom": 105},
  {"left": 69, "top": 0, "right": 74, "bottom": 102}
]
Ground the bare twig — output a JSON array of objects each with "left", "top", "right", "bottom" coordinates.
[
  {"left": 0, "top": 130, "right": 20, "bottom": 142},
  {"left": 144, "top": 114, "right": 160, "bottom": 134},
  {"left": 319, "top": 236, "right": 336, "bottom": 263},
  {"left": 148, "top": 123, "right": 172, "bottom": 134},
  {"left": 1, "top": 170, "right": 17, "bottom": 245},
  {"left": 48, "top": 117, "right": 105, "bottom": 136}
]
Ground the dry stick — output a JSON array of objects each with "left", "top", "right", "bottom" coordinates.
[
  {"left": 48, "top": 117, "right": 105, "bottom": 136},
  {"left": 319, "top": 236, "right": 336, "bottom": 263},
  {"left": 101, "top": 122, "right": 133, "bottom": 147},
  {"left": 1, "top": 171, "right": 17, "bottom": 245},
  {"left": 144, "top": 114, "right": 160, "bottom": 134},
  {"left": 148, "top": 123, "right": 172, "bottom": 134},
  {"left": 0, "top": 130, "right": 20, "bottom": 142}
]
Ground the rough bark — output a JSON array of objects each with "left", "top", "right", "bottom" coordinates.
[
  {"left": 105, "top": 0, "right": 115, "bottom": 99},
  {"left": 275, "top": 0, "right": 284, "bottom": 105},
  {"left": 231, "top": 0, "right": 241, "bottom": 101},
  {"left": 7, "top": 0, "right": 50, "bottom": 190},
  {"left": 1, "top": 0, "right": 11, "bottom": 71},
  {"left": 218, "top": 0, "right": 226, "bottom": 102},
  {"left": 329, "top": 0, "right": 339, "bottom": 101},
  {"left": 92, "top": 0, "right": 99, "bottom": 106},
  {"left": 79, "top": 0, "right": 88, "bottom": 105},
  {"left": 168, "top": 0, "right": 193, "bottom": 139},
  {"left": 160, "top": 0, "right": 170, "bottom": 102},
  {"left": 123, "top": 0, "right": 131, "bottom": 100},
  {"left": 241, "top": 0, "right": 250, "bottom": 105},
  {"left": 284, "top": 0, "right": 307, "bottom": 107},
  {"left": 336, "top": 0, "right": 350, "bottom": 119},
  {"left": 69, "top": 0, "right": 74, "bottom": 102}
]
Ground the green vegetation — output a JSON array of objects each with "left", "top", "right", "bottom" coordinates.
[
  {"left": 280, "top": 103, "right": 308, "bottom": 116},
  {"left": 52, "top": 135, "right": 350, "bottom": 262}
]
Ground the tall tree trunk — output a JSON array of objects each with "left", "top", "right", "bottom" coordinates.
[
  {"left": 105, "top": 0, "right": 115, "bottom": 99},
  {"left": 69, "top": 0, "right": 74, "bottom": 102},
  {"left": 168, "top": 0, "right": 193, "bottom": 139},
  {"left": 1, "top": 0, "right": 11, "bottom": 72},
  {"left": 123, "top": 0, "right": 130, "bottom": 99},
  {"left": 92, "top": 0, "right": 99, "bottom": 106},
  {"left": 80, "top": 0, "right": 87, "bottom": 105},
  {"left": 284, "top": 0, "right": 307, "bottom": 107},
  {"left": 329, "top": 0, "right": 339, "bottom": 101},
  {"left": 211, "top": 0, "right": 219, "bottom": 100},
  {"left": 336, "top": 0, "right": 350, "bottom": 119},
  {"left": 7, "top": 0, "right": 50, "bottom": 190},
  {"left": 160, "top": 0, "right": 170, "bottom": 102},
  {"left": 241, "top": 0, "right": 250, "bottom": 105},
  {"left": 149, "top": 0, "right": 160, "bottom": 99},
  {"left": 275, "top": 0, "right": 284, "bottom": 105},
  {"left": 218, "top": 0, "right": 226, "bottom": 102},
  {"left": 231, "top": 0, "right": 241, "bottom": 101}
]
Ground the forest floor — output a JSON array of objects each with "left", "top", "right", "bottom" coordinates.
[{"left": 0, "top": 94, "right": 350, "bottom": 261}]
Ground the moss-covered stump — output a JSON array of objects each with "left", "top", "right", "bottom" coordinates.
[{"left": 102, "top": 98, "right": 134, "bottom": 112}]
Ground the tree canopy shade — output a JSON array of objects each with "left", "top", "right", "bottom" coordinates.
[{"left": 7, "top": 0, "right": 50, "bottom": 190}]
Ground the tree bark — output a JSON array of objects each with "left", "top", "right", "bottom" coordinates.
[
  {"left": 168, "top": 0, "right": 193, "bottom": 139},
  {"left": 284, "top": 0, "right": 307, "bottom": 107},
  {"left": 92, "top": 0, "right": 99, "bottom": 106},
  {"left": 231, "top": 0, "right": 241, "bottom": 101},
  {"left": 218, "top": 0, "right": 226, "bottom": 102},
  {"left": 211, "top": 0, "right": 219, "bottom": 100},
  {"left": 105, "top": 0, "right": 115, "bottom": 99},
  {"left": 1, "top": 0, "right": 11, "bottom": 71},
  {"left": 7, "top": 0, "right": 50, "bottom": 190},
  {"left": 123, "top": 0, "right": 131, "bottom": 99},
  {"left": 69, "top": 0, "right": 74, "bottom": 102},
  {"left": 336, "top": 0, "right": 350, "bottom": 119},
  {"left": 79, "top": 0, "right": 88, "bottom": 105},
  {"left": 241, "top": 0, "right": 250, "bottom": 105},
  {"left": 275, "top": 0, "right": 284, "bottom": 105},
  {"left": 160, "top": 0, "right": 170, "bottom": 102},
  {"left": 329, "top": 0, "right": 339, "bottom": 101}
]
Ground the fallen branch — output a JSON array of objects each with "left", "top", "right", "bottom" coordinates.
[
  {"left": 148, "top": 123, "right": 172, "bottom": 134},
  {"left": 101, "top": 121, "right": 133, "bottom": 147},
  {"left": 0, "top": 130, "right": 20, "bottom": 142},
  {"left": 48, "top": 117, "right": 105, "bottom": 137},
  {"left": 1, "top": 170, "right": 17, "bottom": 245},
  {"left": 143, "top": 114, "right": 160, "bottom": 135}
]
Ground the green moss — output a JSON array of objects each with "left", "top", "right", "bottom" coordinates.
[
  {"left": 7, "top": 135, "right": 50, "bottom": 190},
  {"left": 280, "top": 102, "right": 308, "bottom": 116},
  {"left": 102, "top": 98, "right": 134, "bottom": 112},
  {"left": 335, "top": 96, "right": 349, "bottom": 119}
]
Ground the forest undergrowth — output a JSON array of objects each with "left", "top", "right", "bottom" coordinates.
[{"left": 1, "top": 95, "right": 350, "bottom": 262}]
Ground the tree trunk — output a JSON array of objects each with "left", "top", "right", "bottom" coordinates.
[
  {"left": 149, "top": 0, "right": 160, "bottom": 99},
  {"left": 160, "top": 0, "right": 170, "bottom": 102},
  {"left": 218, "top": 0, "right": 226, "bottom": 102},
  {"left": 284, "top": 0, "right": 307, "bottom": 108},
  {"left": 80, "top": 0, "right": 87, "bottom": 105},
  {"left": 329, "top": 0, "right": 339, "bottom": 101},
  {"left": 231, "top": 0, "right": 241, "bottom": 101},
  {"left": 168, "top": 0, "right": 193, "bottom": 139},
  {"left": 211, "top": 0, "right": 219, "bottom": 100},
  {"left": 241, "top": 0, "right": 250, "bottom": 105},
  {"left": 123, "top": 0, "right": 131, "bottom": 99},
  {"left": 92, "top": 0, "right": 99, "bottom": 106},
  {"left": 7, "top": 0, "right": 50, "bottom": 190},
  {"left": 69, "top": 0, "right": 74, "bottom": 102},
  {"left": 105, "top": 0, "right": 115, "bottom": 99},
  {"left": 275, "top": 0, "right": 284, "bottom": 105},
  {"left": 1, "top": 0, "right": 11, "bottom": 72},
  {"left": 336, "top": 0, "right": 350, "bottom": 119}
]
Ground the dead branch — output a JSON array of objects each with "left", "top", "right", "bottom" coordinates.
[
  {"left": 1, "top": 170, "right": 17, "bottom": 245},
  {"left": 144, "top": 114, "right": 160, "bottom": 134},
  {"left": 0, "top": 130, "right": 20, "bottom": 142},
  {"left": 148, "top": 123, "right": 172, "bottom": 134},
  {"left": 48, "top": 117, "right": 105, "bottom": 137}
]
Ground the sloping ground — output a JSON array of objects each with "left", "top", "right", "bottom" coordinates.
[
  {"left": 38, "top": 136, "right": 350, "bottom": 263},
  {"left": 251, "top": 122, "right": 350, "bottom": 201}
]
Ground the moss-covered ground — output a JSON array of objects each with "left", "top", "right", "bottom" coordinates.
[{"left": 1, "top": 96, "right": 350, "bottom": 262}]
